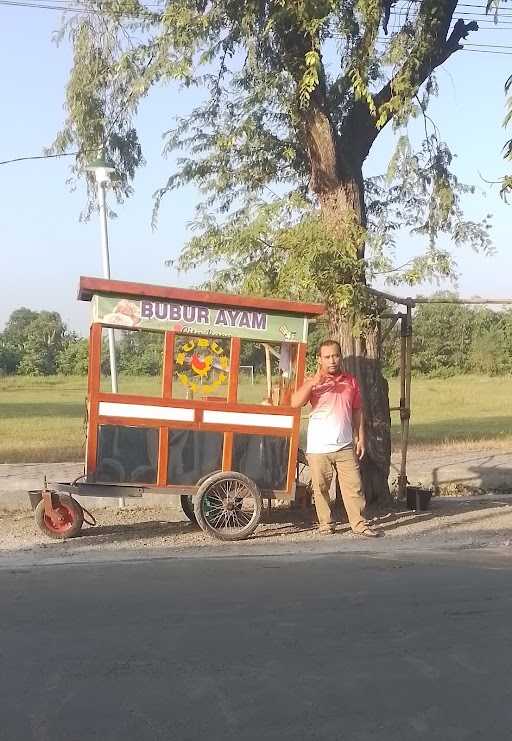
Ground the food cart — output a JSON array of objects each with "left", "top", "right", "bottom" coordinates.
[{"left": 32, "top": 277, "right": 324, "bottom": 541}]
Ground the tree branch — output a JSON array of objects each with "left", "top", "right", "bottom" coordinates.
[{"left": 344, "top": 1, "right": 479, "bottom": 166}]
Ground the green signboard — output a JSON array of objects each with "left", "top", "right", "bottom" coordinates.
[{"left": 92, "top": 294, "right": 308, "bottom": 343}]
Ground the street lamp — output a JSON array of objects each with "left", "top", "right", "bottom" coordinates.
[
  {"left": 86, "top": 152, "right": 124, "bottom": 507},
  {"left": 86, "top": 152, "right": 118, "bottom": 394}
]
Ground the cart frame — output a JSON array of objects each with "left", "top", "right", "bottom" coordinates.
[{"left": 34, "top": 277, "right": 325, "bottom": 539}]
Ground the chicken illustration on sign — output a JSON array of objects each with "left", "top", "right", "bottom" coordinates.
[{"left": 175, "top": 337, "right": 229, "bottom": 394}]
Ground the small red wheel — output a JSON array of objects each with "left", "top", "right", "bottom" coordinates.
[{"left": 35, "top": 494, "right": 84, "bottom": 539}]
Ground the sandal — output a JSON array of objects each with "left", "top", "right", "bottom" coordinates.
[
  {"left": 318, "top": 525, "right": 336, "bottom": 535},
  {"left": 354, "top": 527, "right": 383, "bottom": 538}
]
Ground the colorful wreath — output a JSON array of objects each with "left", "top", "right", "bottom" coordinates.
[{"left": 175, "top": 336, "right": 229, "bottom": 394}]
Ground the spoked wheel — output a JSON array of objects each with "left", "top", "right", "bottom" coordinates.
[
  {"left": 180, "top": 495, "right": 197, "bottom": 525},
  {"left": 194, "top": 472, "right": 262, "bottom": 541},
  {"left": 35, "top": 494, "right": 84, "bottom": 539},
  {"left": 181, "top": 470, "right": 222, "bottom": 525}
]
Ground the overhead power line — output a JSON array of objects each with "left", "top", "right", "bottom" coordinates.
[
  {"left": 407, "top": 0, "right": 511, "bottom": 8},
  {"left": 2, "top": 0, "right": 512, "bottom": 18},
  {"left": 464, "top": 41, "right": 512, "bottom": 47},
  {"left": 0, "top": 150, "right": 85, "bottom": 166}
]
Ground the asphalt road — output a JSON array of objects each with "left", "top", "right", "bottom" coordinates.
[{"left": 1, "top": 550, "right": 512, "bottom": 741}]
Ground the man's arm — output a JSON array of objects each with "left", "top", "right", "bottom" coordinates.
[
  {"left": 291, "top": 371, "right": 322, "bottom": 408},
  {"left": 352, "top": 407, "right": 366, "bottom": 460}
]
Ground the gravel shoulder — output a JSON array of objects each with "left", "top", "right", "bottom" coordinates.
[
  {"left": 2, "top": 493, "right": 512, "bottom": 569},
  {"left": 2, "top": 443, "right": 512, "bottom": 567}
]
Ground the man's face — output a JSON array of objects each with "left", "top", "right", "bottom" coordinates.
[{"left": 318, "top": 344, "right": 341, "bottom": 376}]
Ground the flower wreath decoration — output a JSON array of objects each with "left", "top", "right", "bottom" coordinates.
[{"left": 175, "top": 336, "right": 229, "bottom": 394}]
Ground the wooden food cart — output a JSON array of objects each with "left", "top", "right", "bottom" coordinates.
[{"left": 32, "top": 277, "right": 324, "bottom": 541}]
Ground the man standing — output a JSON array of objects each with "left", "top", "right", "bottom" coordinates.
[{"left": 292, "top": 339, "right": 381, "bottom": 537}]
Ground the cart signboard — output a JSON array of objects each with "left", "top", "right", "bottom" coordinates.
[{"left": 92, "top": 294, "right": 308, "bottom": 343}]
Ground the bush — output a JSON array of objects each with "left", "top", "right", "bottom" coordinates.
[{"left": 56, "top": 339, "right": 89, "bottom": 375}]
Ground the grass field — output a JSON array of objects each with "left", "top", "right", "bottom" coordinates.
[{"left": 1, "top": 374, "right": 511, "bottom": 464}]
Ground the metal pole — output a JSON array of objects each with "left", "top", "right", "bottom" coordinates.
[
  {"left": 97, "top": 180, "right": 118, "bottom": 394},
  {"left": 397, "top": 317, "right": 407, "bottom": 500},
  {"left": 96, "top": 178, "right": 124, "bottom": 507},
  {"left": 404, "top": 305, "right": 413, "bottom": 498},
  {"left": 398, "top": 307, "right": 413, "bottom": 502}
]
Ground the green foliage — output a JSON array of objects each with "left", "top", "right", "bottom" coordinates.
[
  {"left": 116, "top": 330, "right": 164, "bottom": 375},
  {"left": 306, "top": 320, "right": 327, "bottom": 373},
  {"left": 16, "top": 312, "right": 68, "bottom": 376},
  {"left": 2, "top": 309, "right": 77, "bottom": 376},
  {"left": 54, "top": 0, "right": 496, "bottom": 328},
  {"left": 366, "top": 134, "right": 492, "bottom": 287},
  {"left": 0, "top": 309, "right": 72, "bottom": 376},
  {"left": 501, "top": 70, "right": 512, "bottom": 200},
  {"left": 56, "top": 338, "right": 90, "bottom": 375},
  {"left": 3, "top": 298, "right": 512, "bottom": 380},
  {"left": 300, "top": 50, "right": 321, "bottom": 108},
  {"left": 2, "top": 308, "right": 39, "bottom": 369},
  {"left": 0, "top": 343, "right": 19, "bottom": 376},
  {"left": 411, "top": 298, "right": 474, "bottom": 376},
  {"left": 382, "top": 296, "right": 512, "bottom": 377},
  {"left": 469, "top": 310, "right": 512, "bottom": 376}
]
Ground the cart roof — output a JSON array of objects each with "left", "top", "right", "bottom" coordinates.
[{"left": 78, "top": 276, "right": 326, "bottom": 317}]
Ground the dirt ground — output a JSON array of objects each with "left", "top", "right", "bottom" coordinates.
[
  {"left": 2, "top": 493, "right": 512, "bottom": 567},
  {"left": 2, "top": 443, "right": 512, "bottom": 565}
]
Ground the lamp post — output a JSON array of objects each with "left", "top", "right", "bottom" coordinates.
[
  {"left": 86, "top": 154, "right": 118, "bottom": 393},
  {"left": 86, "top": 153, "right": 124, "bottom": 508}
]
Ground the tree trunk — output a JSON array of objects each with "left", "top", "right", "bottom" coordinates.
[
  {"left": 321, "top": 178, "right": 392, "bottom": 505},
  {"left": 328, "top": 306, "right": 391, "bottom": 504},
  {"left": 300, "top": 90, "right": 391, "bottom": 504}
]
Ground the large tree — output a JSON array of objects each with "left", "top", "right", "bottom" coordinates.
[
  {"left": 1, "top": 309, "right": 68, "bottom": 375},
  {"left": 54, "top": 0, "right": 502, "bottom": 502}
]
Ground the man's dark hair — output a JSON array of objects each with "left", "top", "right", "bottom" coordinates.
[{"left": 317, "top": 339, "right": 341, "bottom": 356}]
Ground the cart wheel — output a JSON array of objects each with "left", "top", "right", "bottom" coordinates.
[
  {"left": 35, "top": 494, "right": 84, "bottom": 539},
  {"left": 194, "top": 472, "right": 262, "bottom": 541},
  {"left": 180, "top": 495, "right": 197, "bottom": 525},
  {"left": 180, "top": 470, "right": 222, "bottom": 526}
]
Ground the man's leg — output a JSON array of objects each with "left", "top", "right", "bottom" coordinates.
[
  {"left": 333, "top": 448, "right": 369, "bottom": 534},
  {"left": 307, "top": 453, "right": 335, "bottom": 531}
]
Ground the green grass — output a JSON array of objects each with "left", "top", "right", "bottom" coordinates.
[
  {"left": 388, "top": 374, "right": 512, "bottom": 448},
  {"left": 0, "top": 375, "right": 89, "bottom": 464},
  {"left": 1, "top": 374, "right": 511, "bottom": 464}
]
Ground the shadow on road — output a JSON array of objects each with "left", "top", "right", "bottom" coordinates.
[
  {"left": 430, "top": 454, "right": 512, "bottom": 493},
  {"left": 371, "top": 499, "right": 511, "bottom": 535}
]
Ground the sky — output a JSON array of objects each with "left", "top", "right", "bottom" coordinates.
[{"left": 1, "top": 4, "right": 512, "bottom": 336}]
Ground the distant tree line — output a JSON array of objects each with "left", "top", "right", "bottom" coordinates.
[
  {"left": 0, "top": 308, "right": 87, "bottom": 376},
  {"left": 1, "top": 295, "right": 512, "bottom": 378},
  {"left": 382, "top": 294, "right": 512, "bottom": 377}
]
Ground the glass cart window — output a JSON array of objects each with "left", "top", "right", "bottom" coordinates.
[
  {"left": 237, "top": 341, "right": 297, "bottom": 406},
  {"left": 232, "top": 434, "right": 289, "bottom": 490},
  {"left": 100, "top": 327, "right": 164, "bottom": 396},
  {"left": 96, "top": 425, "right": 158, "bottom": 484},
  {"left": 167, "top": 430, "right": 223, "bottom": 485}
]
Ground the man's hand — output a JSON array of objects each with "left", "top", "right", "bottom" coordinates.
[
  {"left": 310, "top": 367, "right": 324, "bottom": 386},
  {"left": 291, "top": 368, "right": 324, "bottom": 408},
  {"left": 355, "top": 439, "right": 365, "bottom": 460}
]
